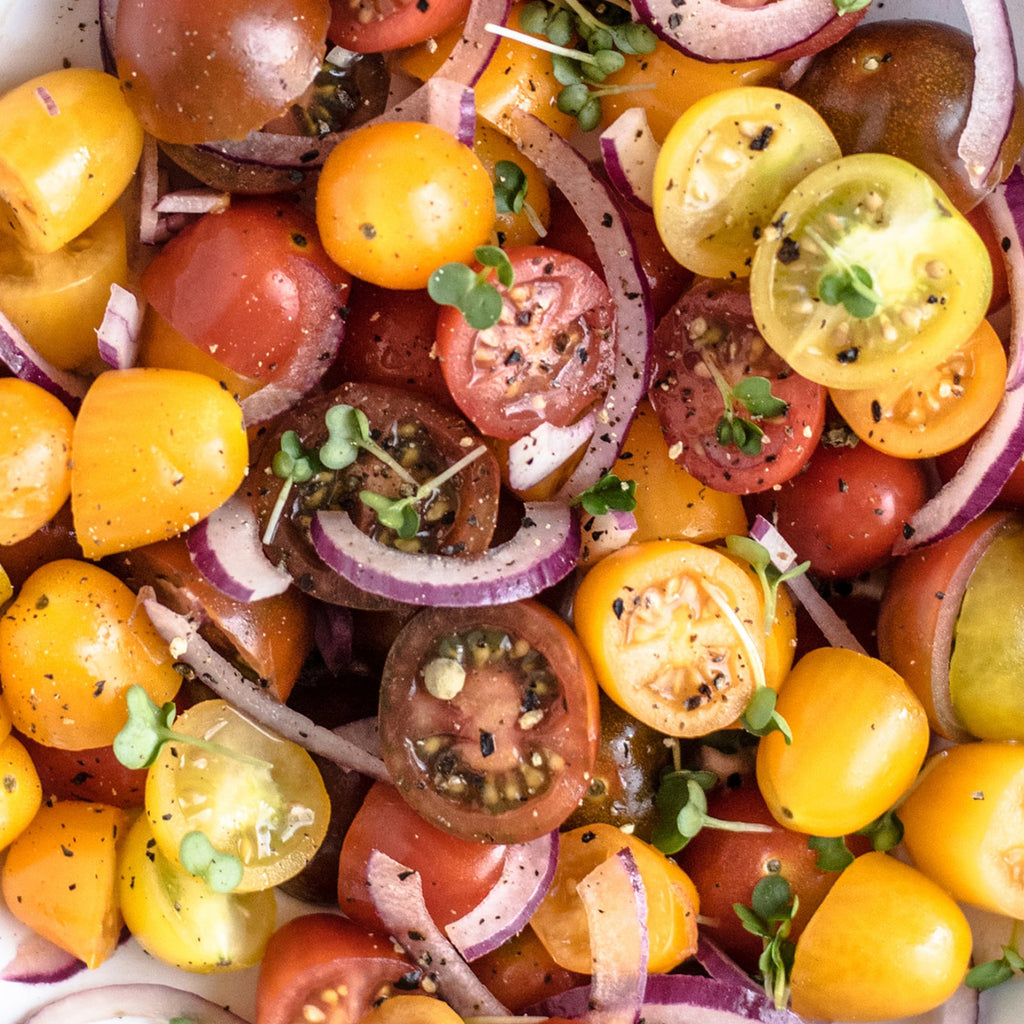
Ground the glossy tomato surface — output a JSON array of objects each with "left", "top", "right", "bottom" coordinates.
[{"left": 327, "top": 0, "right": 471, "bottom": 53}]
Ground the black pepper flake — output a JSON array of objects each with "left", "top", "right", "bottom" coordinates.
[
  {"left": 417, "top": 0, "right": 429, "bottom": 9},
  {"left": 581, "top": 830, "right": 597, "bottom": 843},
  {"left": 396, "top": 971, "right": 423, "bottom": 990},
  {"left": 360, "top": 223, "right": 377, "bottom": 239},
  {"left": 903, "top": 523, "right": 916, "bottom": 539},
  {"left": 505, "top": 348, "right": 523, "bottom": 364},
  {"left": 515, "top": 309, "right": 533, "bottom": 327},
  {"left": 935, "top": 590, "right": 945, "bottom": 600},
  {"left": 398, "top": 869, "right": 415, "bottom": 881},
  {"left": 612, "top": 597, "right": 625, "bottom": 619},
  {"left": 1002, "top": 236, "right": 1012, "bottom": 252},
  {"left": 36, "top": 594, "right": 49, "bottom": 610},
  {"left": 291, "top": 232, "right": 307, "bottom": 248},
  {"left": 93, "top": 680, "right": 105, "bottom": 697},
  {"left": 837, "top": 347, "right": 860, "bottom": 364},
  {"left": 871, "top": 399, "right": 883, "bottom": 423},
  {"left": 408, "top": 930, "right": 426, "bottom": 942},
  {"left": 601, "top": 212, "right": 613, "bottom": 228},
  {"left": 61, "top": 844, "right": 74, "bottom": 857},
  {"left": 748, "top": 125, "right": 774, "bottom": 151},
  {"left": 776, "top": 236, "right": 800, "bottom": 264},
  {"left": 479, "top": 730, "right": 495, "bottom": 757},
  {"left": 838, "top": 478, "right": 848, "bottom": 493}
]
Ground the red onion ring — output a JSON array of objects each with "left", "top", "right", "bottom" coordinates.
[
  {"left": 508, "top": 110, "right": 652, "bottom": 500},
  {"left": 185, "top": 494, "right": 293, "bottom": 602},
  {"left": 444, "top": 830, "right": 559, "bottom": 961},
  {"left": 599, "top": 107, "right": 658, "bottom": 212},
  {"left": 310, "top": 501, "right": 580, "bottom": 607},
  {"left": 0, "top": 307, "right": 88, "bottom": 412},
  {"left": 507, "top": 413, "right": 596, "bottom": 492},
  {"left": 987, "top": 166, "right": 1024, "bottom": 387},
  {"left": 366, "top": 849, "right": 511, "bottom": 1018},
  {"left": 694, "top": 934, "right": 762, "bottom": 991},
  {"left": 1, "top": 931, "right": 84, "bottom": 986},
  {"left": 141, "top": 596, "right": 391, "bottom": 781},
  {"left": 95, "top": 283, "right": 142, "bottom": 369},
  {"left": 152, "top": 188, "right": 231, "bottom": 215},
  {"left": 579, "top": 508, "right": 638, "bottom": 566},
  {"left": 18, "top": 983, "right": 250, "bottom": 1024}
]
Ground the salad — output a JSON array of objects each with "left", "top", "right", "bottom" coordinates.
[{"left": 1, "top": 0, "right": 1024, "bottom": 1022}]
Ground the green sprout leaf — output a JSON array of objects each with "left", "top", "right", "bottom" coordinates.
[
  {"left": 819, "top": 265, "right": 880, "bottom": 318},
  {"left": 735, "top": 875, "right": 798, "bottom": 1009},
  {"left": 360, "top": 490, "right": 420, "bottom": 540},
  {"left": 571, "top": 473, "right": 638, "bottom": 516},
  {"left": 428, "top": 246, "right": 514, "bottom": 330},
  {"left": 833, "top": 0, "right": 872, "bottom": 12},
  {"left": 493, "top": 160, "right": 529, "bottom": 216},
  {"left": 263, "top": 430, "right": 323, "bottom": 544},
  {"left": 808, "top": 834, "right": 856, "bottom": 872},
  {"left": 967, "top": 944, "right": 1024, "bottom": 991},
  {"left": 723, "top": 534, "right": 810, "bottom": 637},
  {"left": 179, "top": 830, "right": 244, "bottom": 893},
  {"left": 733, "top": 377, "right": 789, "bottom": 419},
  {"left": 740, "top": 685, "right": 792, "bottom": 743},
  {"left": 808, "top": 809, "right": 904, "bottom": 871}
]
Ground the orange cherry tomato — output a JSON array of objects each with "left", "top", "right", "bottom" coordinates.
[{"left": 0, "top": 733, "right": 42, "bottom": 852}]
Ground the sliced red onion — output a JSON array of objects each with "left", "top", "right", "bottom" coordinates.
[
  {"left": 333, "top": 715, "right": 382, "bottom": 760},
  {"left": 578, "top": 847, "right": 649, "bottom": 1024},
  {"left": 579, "top": 508, "right": 638, "bottom": 565},
  {"left": 34, "top": 85, "right": 59, "bottom": 116},
  {"left": 1, "top": 931, "right": 84, "bottom": 985},
  {"left": 985, "top": 166, "right": 1024, "bottom": 387},
  {"left": 366, "top": 849, "right": 511, "bottom": 1018},
  {"left": 141, "top": 596, "right": 390, "bottom": 781},
  {"left": 508, "top": 110, "right": 652, "bottom": 500},
  {"left": 95, "top": 283, "right": 142, "bottom": 369},
  {"left": 138, "top": 134, "right": 169, "bottom": 246},
  {"left": 631, "top": 0, "right": 845, "bottom": 62},
  {"left": 20, "top": 984, "right": 250, "bottom": 1024},
  {"left": 444, "top": 830, "right": 559, "bottom": 961},
  {"left": 507, "top": 412, "right": 596, "bottom": 491},
  {"left": 599, "top": 107, "right": 658, "bottom": 211},
  {"left": 958, "top": 0, "right": 1018, "bottom": 191},
  {"left": 185, "top": 494, "right": 293, "bottom": 602},
  {"left": 153, "top": 188, "right": 231, "bottom": 215},
  {"left": 310, "top": 501, "right": 580, "bottom": 607},
  {"left": 694, "top": 934, "right": 761, "bottom": 991},
  {"left": 0, "top": 307, "right": 88, "bottom": 412},
  {"left": 749, "top": 515, "right": 868, "bottom": 655}
]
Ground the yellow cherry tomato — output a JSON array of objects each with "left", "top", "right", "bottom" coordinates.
[
  {"left": 0, "top": 377, "right": 74, "bottom": 545},
  {"left": 0, "top": 733, "right": 42, "bottom": 852},
  {"left": 899, "top": 740, "right": 1024, "bottom": 919},
  {"left": 0, "top": 558, "right": 182, "bottom": 749},
  {"left": 0, "top": 68, "right": 143, "bottom": 253},
  {"left": 756, "top": 647, "right": 930, "bottom": 836},
  {"left": 0, "top": 204, "right": 130, "bottom": 371},
  {"left": 573, "top": 540, "right": 765, "bottom": 737},
  {"left": 358, "top": 995, "right": 465, "bottom": 1024},
  {"left": 70, "top": 367, "right": 249, "bottom": 559},
  {"left": 118, "top": 814, "right": 277, "bottom": 972},
  {"left": 315, "top": 121, "right": 495, "bottom": 290},
  {"left": 1, "top": 800, "right": 129, "bottom": 968},
  {"left": 529, "top": 823, "right": 699, "bottom": 975},
  {"left": 790, "top": 852, "right": 971, "bottom": 1022}
]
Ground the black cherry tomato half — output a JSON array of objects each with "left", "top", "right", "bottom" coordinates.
[{"left": 378, "top": 600, "right": 600, "bottom": 843}]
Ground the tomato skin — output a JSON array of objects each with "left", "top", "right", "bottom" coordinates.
[
  {"left": 790, "top": 852, "right": 971, "bottom": 1022},
  {"left": 744, "top": 436, "right": 929, "bottom": 579},
  {"left": 435, "top": 246, "right": 616, "bottom": 440},
  {"left": 337, "top": 780, "right": 508, "bottom": 933},
  {"left": 256, "top": 912, "right": 420, "bottom": 1024},
  {"left": 650, "top": 278, "right": 826, "bottom": 494},
  {"left": 328, "top": 0, "right": 470, "bottom": 53}
]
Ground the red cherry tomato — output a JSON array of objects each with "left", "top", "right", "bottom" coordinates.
[
  {"left": 434, "top": 246, "right": 616, "bottom": 441},
  {"left": 649, "top": 278, "right": 826, "bottom": 494},
  {"left": 745, "top": 436, "right": 929, "bottom": 578},
  {"left": 328, "top": 0, "right": 471, "bottom": 54}
]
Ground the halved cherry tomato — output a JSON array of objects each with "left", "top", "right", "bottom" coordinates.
[
  {"left": 0, "top": 733, "right": 42, "bottom": 851},
  {"left": 573, "top": 540, "right": 765, "bottom": 737},
  {"left": 357, "top": 995, "right": 463, "bottom": 1024},
  {"left": 749, "top": 153, "right": 993, "bottom": 391},
  {"left": 378, "top": 599, "right": 600, "bottom": 843},
  {"left": 649, "top": 277, "right": 826, "bottom": 494},
  {"left": 328, "top": 0, "right": 471, "bottom": 53},
  {"left": 829, "top": 317, "right": 1006, "bottom": 458},
  {"left": 653, "top": 86, "right": 841, "bottom": 279},
  {"left": 435, "top": 246, "right": 616, "bottom": 441}
]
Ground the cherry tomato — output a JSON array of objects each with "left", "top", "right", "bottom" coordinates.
[
  {"left": 653, "top": 87, "right": 841, "bottom": 279},
  {"left": 0, "top": 204, "right": 129, "bottom": 371},
  {"left": 378, "top": 599, "right": 600, "bottom": 843},
  {"left": 829, "top": 316, "right": 1006, "bottom": 458},
  {"left": 529, "top": 822, "right": 699, "bottom": 975},
  {"left": 0, "top": 68, "right": 143, "bottom": 253},
  {"left": 256, "top": 912, "right": 421, "bottom": 1024},
  {"left": 0, "top": 733, "right": 42, "bottom": 852},
  {"left": 0, "top": 499, "right": 82, "bottom": 591},
  {"left": 139, "top": 197, "right": 351, "bottom": 394},
  {"left": 0, "top": 558, "right": 182, "bottom": 749},
  {"left": 315, "top": 121, "right": 495, "bottom": 290},
  {"left": 790, "top": 19, "right": 1024, "bottom": 214},
  {"left": 649, "top": 277, "right": 826, "bottom": 494},
  {"left": 114, "top": 0, "right": 330, "bottom": 144},
  {"left": 899, "top": 740, "right": 1024, "bottom": 920},
  {"left": 358, "top": 996, "right": 463, "bottom": 1024},
  {"left": 0, "top": 377, "right": 74, "bottom": 545},
  {"left": 327, "top": 0, "right": 470, "bottom": 53},
  {"left": 0, "top": 800, "right": 129, "bottom": 968},
  {"left": 749, "top": 153, "right": 993, "bottom": 391},
  {"left": 573, "top": 540, "right": 765, "bottom": 737},
  {"left": 744, "top": 435, "right": 929, "bottom": 579},
  {"left": 790, "top": 852, "right": 971, "bottom": 1022},
  {"left": 70, "top": 368, "right": 249, "bottom": 560},
  {"left": 435, "top": 246, "right": 616, "bottom": 440},
  {"left": 337, "top": 780, "right": 508, "bottom": 932},
  {"left": 118, "top": 814, "right": 277, "bottom": 972},
  {"left": 756, "top": 647, "right": 929, "bottom": 837},
  {"left": 146, "top": 698, "right": 331, "bottom": 893}
]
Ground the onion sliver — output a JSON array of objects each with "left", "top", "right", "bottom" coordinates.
[
  {"left": 142, "top": 597, "right": 390, "bottom": 780},
  {"left": 985, "top": 167, "right": 1024, "bottom": 387},
  {"left": 599, "top": 107, "right": 658, "bottom": 211},
  {"left": 153, "top": 188, "right": 231, "bottom": 215},
  {"left": 630, "top": 0, "right": 846, "bottom": 62},
  {"left": 957, "top": 0, "right": 1019, "bottom": 191},
  {"left": 96, "top": 283, "right": 142, "bottom": 369},
  {"left": 578, "top": 847, "right": 649, "bottom": 1024},
  {"left": 0, "top": 307, "right": 88, "bottom": 411},
  {"left": 310, "top": 501, "right": 579, "bottom": 607},
  {"left": 694, "top": 934, "right": 762, "bottom": 991},
  {"left": 19, "top": 983, "right": 250, "bottom": 1024},
  {"left": 445, "top": 830, "right": 559, "bottom": 961},
  {"left": 366, "top": 849, "right": 511, "bottom": 1018},
  {"left": 1, "top": 931, "right": 84, "bottom": 985},
  {"left": 509, "top": 110, "right": 652, "bottom": 500},
  {"left": 507, "top": 413, "right": 596, "bottom": 492},
  {"left": 186, "top": 494, "right": 293, "bottom": 602}
]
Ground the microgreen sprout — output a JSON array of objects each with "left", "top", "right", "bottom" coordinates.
[
  {"left": 833, "top": 0, "right": 872, "bottom": 12},
  {"left": 262, "top": 429, "right": 322, "bottom": 545},
  {"left": 493, "top": 160, "right": 547, "bottom": 239},
  {"left": 179, "top": 830, "right": 244, "bottom": 893},
  {"left": 428, "top": 245, "right": 514, "bottom": 329},
  {"left": 808, "top": 807, "right": 905, "bottom": 870},
  {"left": 723, "top": 534, "right": 810, "bottom": 637},
  {"left": 571, "top": 472, "right": 638, "bottom": 516},
  {"left": 652, "top": 769, "right": 773, "bottom": 855},
  {"left": 701, "top": 352, "right": 789, "bottom": 457},
  {"left": 806, "top": 225, "right": 884, "bottom": 319},
  {"left": 967, "top": 927, "right": 1024, "bottom": 991},
  {"left": 735, "top": 874, "right": 798, "bottom": 1010},
  {"left": 113, "top": 684, "right": 272, "bottom": 771}
]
